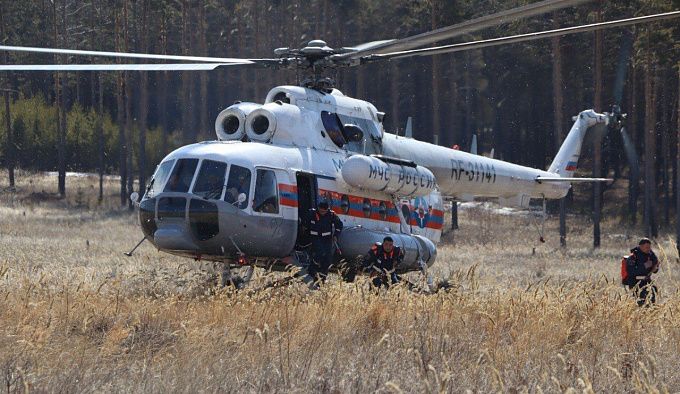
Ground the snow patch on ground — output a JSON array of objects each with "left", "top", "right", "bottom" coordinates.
[
  {"left": 456, "top": 201, "right": 535, "bottom": 217},
  {"left": 44, "top": 171, "right": 121, "bottom": 181}
]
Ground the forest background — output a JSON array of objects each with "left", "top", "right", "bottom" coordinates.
[{"left": 1, "top": 0, "right": 679, "bottom": 241}]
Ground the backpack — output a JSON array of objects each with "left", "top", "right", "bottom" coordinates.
[{"left": 620, "top": 254, "right": 636, "bottom": 286}]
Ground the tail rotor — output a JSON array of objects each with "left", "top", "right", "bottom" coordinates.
[{"left": 606, "top": 29, "right": 640, "bottom": 191}]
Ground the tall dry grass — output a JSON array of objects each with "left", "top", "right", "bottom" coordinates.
[{"left": 2, "top": 172, "right": 680, "bottom": 392}]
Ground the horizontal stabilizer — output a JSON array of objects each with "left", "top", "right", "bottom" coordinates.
[{"left": 535, "top": 176, "right": 612, "bottom": 183}]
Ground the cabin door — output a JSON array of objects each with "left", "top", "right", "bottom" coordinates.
[{"left": 295, "top": 172, "right": 318, "bottom": 249}]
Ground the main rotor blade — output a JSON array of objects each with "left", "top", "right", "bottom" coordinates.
[
  {"left": 0, "top": 45, "right": 257, "bottom": 64},
  {"left": 620, "top": 126, "right": 640, "bottom": 183},
  {"left": 343, "top": 39, "right": 396, "bottom": 52},
  {"left": 363, "top": 11, "right": 680, "bottom": 62},
  {"left": 340, "top": 0, "right": 591, "bottom": 60},
  {"left": 0, "top": 63, "right": 253, "bottom": 71}
]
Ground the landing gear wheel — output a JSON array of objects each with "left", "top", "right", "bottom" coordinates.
[
  {"left": 221, "top": 264, "right": 255, "bottom": 289},
  {"left": 418, "top": 259, "right": 435, "bottom": 293},
  {"left": 338, "top": 261, "right": 358, "bottom": 283}
]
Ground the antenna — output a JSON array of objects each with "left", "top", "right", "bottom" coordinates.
[{"left": 470, "top": 134, "right": 478, "bottom": 155}]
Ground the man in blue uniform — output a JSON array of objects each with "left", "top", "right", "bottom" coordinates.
[
  {"left": 622, "top": 238, "right": 660, "bottom": 306},
  {"left": 305, "top": 201, "right": 343, "bottom": 285},
  {"left": 363, "top": 236, "right": 403, "bottom": 288}
]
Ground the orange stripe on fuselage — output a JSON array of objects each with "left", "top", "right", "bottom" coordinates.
[
  {"left": 276, "top": 183, "right": 441, "bottom": 230},
  {"left": 278, "top": 183, "right": 298, "bottom": 193}
]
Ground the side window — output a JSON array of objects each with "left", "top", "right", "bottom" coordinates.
[
  {"left": 253, "top": 169, "right": 279, "bottom": 214},
  {"left": 362, "top": 198, "right": 372, "bottom": 218},
  {"left": 146, "top": 160, "right": 174, "bottom": 198},
  {"left": 340, "top": 195, "right": 350, "bottom": 214},
  {"left": 321, "top": 111, "right": 346, "bottom": 148},
  {"left": 225, "top": 165, "right": 251, "bottom": 209},
  {"left": 192, "top": 160, "right": 227, "bottom": 200},
  {"left": 164, "top": 158, "right": 198, "bottom": 193}
]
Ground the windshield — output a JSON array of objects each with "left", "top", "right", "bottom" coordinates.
[
  {"left": 146, "top": 160, "right": 174, "bottom": 198},
  {"left": 164, "top": 158, "right": 199, "bottom": 193},
  {"left": 321, "top": 111, "right": 346, "bottom": 148},
  {"left": 192, "top": 160, "right": 227, "bottom": 200}
]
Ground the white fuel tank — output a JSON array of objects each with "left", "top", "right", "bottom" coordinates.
[{"left": 341, "top": 155, "right": 436, "bottom": 197}]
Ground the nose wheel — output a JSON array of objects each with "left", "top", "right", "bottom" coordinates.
[{"left": 220, "top": 262, "right": 255, "bottom": 289}]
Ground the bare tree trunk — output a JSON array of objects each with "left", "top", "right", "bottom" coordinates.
[
  {"left": 181, "top": 0, "right": 195, "bottom": 143},
  {"left": 52, "top": 0, "right": 67, "bottom": 197},
  {"left": 675, "top": 62, "right": 680, "bottom": 254},
  {"left": 356, "top": 62, "right": 365, "bottom": 99},
  {"left": 92, "top": 1, "right": 104, "bottom": 202},
  {"left": 1, "top": 0, "right": 15, "bottom": 189},
  {"left": 592, "top": 3, "right": 603, "bottom": 248},
  {"left": 629, "top": 63, "right": 638, "bottom": 224},
  {"left": 252, "top": 0, "right": 261, "bottom": 101},
  {"left": 159, "top": 15, "right": 169, "bottom": 156},
  {"left": 198, "top": 1, "right": 209, "bottom": 139},
  {"left": 431, "top": 2, "right": 441, "bottom": 146},
  {"left": 672, "top": 93, "right": 678, "bottom": 219},
  {"left": 98, "top": 73, "right": 104, "bottom": 202},
  {"left": 662, "top": 69, "right": 671, "bottom": 226},
  {"left": 644, "top": 59, "right": 658, "bottom": 238},
  {"left": 552, "top": 13, "right": 566, "bottom": 248},
  {"left": 2, "top": 82, "right": 13, "bottom": 189},
  {"left": 390, "top": 63, "right": 400, "bottom": 133},
  {"left": 448, "top": 58, "right": 459, "bottom": 148},
  {"left": 464, "top": 51, "right": 474, "bottom": 152},
  {"left": 237, "top": 5, "right": 247, "bottom": 100},
  {"left": 115, "top": 8, "right": 127, "bottom": 206},
  {"left": 60, "top": 0, "right": 68, "bottom": 196},
  {"left": 449, "top": 55, "right": 459, "bottom": 231},
  {"left": 124, "top": 0, "right": 133, "bottom": 210},
  {"left": 137, "top": 0, "right": 149, "bottom": 193}
]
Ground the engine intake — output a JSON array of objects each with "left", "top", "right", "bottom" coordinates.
[
  {"left": 246, "top": 108, "right": 277, "bottom": 142},
  {"left": 215, "top": 102, "right": 261, "bottom": 141}
]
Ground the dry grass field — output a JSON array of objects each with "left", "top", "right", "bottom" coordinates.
[{"left": 2, "top": 171, "right": 680, "bottom": 393}]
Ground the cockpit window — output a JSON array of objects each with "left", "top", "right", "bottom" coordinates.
[
  {"left": 164, "top": 158, "right": 199, "bottom": 193},
  {"left": 192, "top": 160, "right": 227, "bottom": 200},
  {"left": 146, "top": 160, "right": 174, "bottom": 198},
  {"left": 321, "top": 111, "right": 347, "bottom": 148},
  {"left": 225, "top": 164, "right": 251, "bottom": 209},
  {"left": 253, "top": 169, "right": 279, "bottom": 214},
  {"left": 337, "top": 114, "right": 382, "bottom": 155}
]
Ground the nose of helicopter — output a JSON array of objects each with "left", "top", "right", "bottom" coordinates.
[
  {"left": 138, "top": 194, "right": 241, "bottom": 255},
  {"left": 153, "top": 223, "right": 199, "bottom": 251}
]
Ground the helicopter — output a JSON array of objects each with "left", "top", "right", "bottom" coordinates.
[{"left": 2, "top": 0, "right": 679, "bottom": 288}]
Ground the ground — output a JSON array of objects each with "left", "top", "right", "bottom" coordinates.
[{"left": 1, "top": 171, "right": 679, "bottom": 393}]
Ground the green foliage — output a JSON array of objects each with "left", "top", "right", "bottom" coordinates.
[{"left": 0, "top": 95, "right": 179, "bottom": 173}]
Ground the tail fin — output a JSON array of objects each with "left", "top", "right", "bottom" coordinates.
[
  {"left": 405, "top": 117, "right": 413, "bottom": 138},
  {"left": 548, "top": 110, "right": 609, "bottom": 177},
  {"left": 470, "top": 134, "right": 478, "bottom": 155}
]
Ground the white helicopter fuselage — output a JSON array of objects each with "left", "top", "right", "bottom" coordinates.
[{"left": 138, "top": 85, "right": 608, "bottom": 273}]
